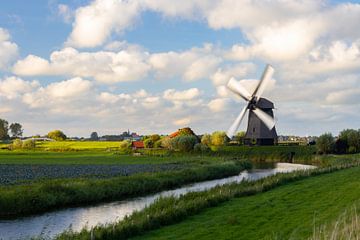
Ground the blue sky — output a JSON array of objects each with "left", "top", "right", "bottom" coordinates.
[{"left": 0, "top": 0, "right": 360, "bottom": 137}]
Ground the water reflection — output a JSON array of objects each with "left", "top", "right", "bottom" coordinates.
[{"left": 0, "top": 163, "right": 315, "bottom": 240}]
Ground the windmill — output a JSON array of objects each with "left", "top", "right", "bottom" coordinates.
[{"left": 226, "top": 64, "right": 277, "bottom": 146}]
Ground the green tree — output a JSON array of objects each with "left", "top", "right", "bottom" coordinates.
[
  {"left": 211, "top": 131, "right": 229, "bottom": 146},
  {"left": 316, "top": 133, "right": 335, "bottom": 154},
  {"left": 0, "top": 119, "right": 9, "bottom": 140},
  {"left": 90, "top": 132, "right": 99, "bottom": 140},
  {"left": 47, "top": 130, "right": 67, "bottom": 141},
  {"left": 150, "top": 134, "right": 160, "bottom": 142},
  {"left": 161, "top": 137, "right": 172, "bottom": 149},
  {"left": 339, "top": 129, "right": 360, "bottom": 153},
  {"left": 154, "top": 139, "right": 162, "bottom": 148},
  {"left": 9, "top": 123, "right": 23, "bottom": 138},
  {"left": 172, "top": 135, "right": 198, "bottom": 152},
  {"left": 178, "top": 127, "right": 196, "bottom": 136},
  {"left": 119, "top": 140, "right": 132, "bottom": 154},
  {"left": 235, "top": 131, "right": 246, "bottom": 145},
  {"left": 144, "top": 138, "right": 154, "bottom": 148},
  {"left": 201, "top": 134, "right": 211, "bottom": 146}
]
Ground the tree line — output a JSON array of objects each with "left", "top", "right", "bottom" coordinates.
[
  {"left": 0, "top": 119, "right": 23, "bottom": 140},
  {"left": 317, "top": 129, "right": 360, "bottom": 154}
]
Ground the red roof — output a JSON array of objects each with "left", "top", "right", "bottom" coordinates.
[
  {"left": 169, "top": 131, "right": 180, "bottom": 138},
  {"left": 132, "top": 141, "right": 144, "bottom": 148}
]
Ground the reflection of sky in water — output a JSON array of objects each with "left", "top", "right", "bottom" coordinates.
[{"left": 0, "top": 163, "right": 316, "bottom": 240}]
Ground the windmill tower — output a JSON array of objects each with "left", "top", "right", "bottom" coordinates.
[{"left": 226, "top": 64, "right": 278, "bottom": 146}]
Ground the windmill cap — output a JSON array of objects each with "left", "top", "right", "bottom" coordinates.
[{"left": 256, "top": 97, "right": 275, "bottom": 109}]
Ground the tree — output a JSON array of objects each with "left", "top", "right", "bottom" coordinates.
[
  {"left": 201, "top": 134, "right": 211, "bottom": 146},
  {"left": 150, "top": 134, "right": 160, "bottom": 142},
  {"left": 119, "top": 140, "right": 132, "bottom": 154},
  {"left": 178, "top": 127, "right": 196, "bottom": 136},
  {"left": 339, "top": 129, "right": 360, "bottom": 153},
  {"left": 235, "top": 131, "right": 246, "bottom": 145},
  {"left": 0, "top": 119, "right": 9, "bottom": 140},
  {"left": 47, "top": 130, "right": 67, "bottom": 141},
  {"left": 316, "top": 133, "right": 335, "bottom": 154},
  {"left": 172, "top": 135, "right": 198, "bottom": 152},
  {"left": 9, "top": 123, "right": 23, "bottom": 138},
  {"left": 144, "top": 138, "right": 154, "bottom": 148},
  {"left": 90, "top": 132, "right": 99, "bottom": 140},
  {"left": 161, "top": 137, "right": 172, "bottom": 149},
  {"left": 211, "top": 131, "right": 229, "bottom": 146}
]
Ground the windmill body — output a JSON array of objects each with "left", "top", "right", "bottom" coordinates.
[
  {"left": 244, "top": 98, "right": 277, "bottom": 145},
  {"left": 226, "top": 64, "right": 278, "bottom": 146}
]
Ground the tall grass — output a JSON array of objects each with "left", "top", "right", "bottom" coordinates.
[
  {"left": 310, "top": 204, "right": 360, "bottom": 240},
  {"left": 57, "top": 161, "right": 360, "bottom": 240},
  {"left": 213, "top": 145, "right": 316, "bottom": 163},
  {"left": 0, "top": 161, "right": 250, "bottom": 218}
]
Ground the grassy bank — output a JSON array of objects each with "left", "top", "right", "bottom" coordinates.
[
  {"left": 57, "top": 159, "right": 360, "bottom": 240},
  {"left": 0, "top": 161, "right": 250, "bottom": 218},
  {"left": 215, "top": 145, "right": 316, "bottom": 163},
  {"left": 310, "top": 203, "right": 360, "bottom": 240}
]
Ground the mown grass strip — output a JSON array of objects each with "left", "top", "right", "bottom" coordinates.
[
  {"left": 56, "top": 161, "right": 360, "bottom": 240},
  {"left": 0, "top": 161, "right": 250, "bottom": 218}
]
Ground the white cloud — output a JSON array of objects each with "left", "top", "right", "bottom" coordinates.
[
  {"left": 0, "top": 28, "right": 18, "bottom": 70},
  {"left": 211, "top": 63, "right": 256, "bottom": 86},
  {"left": 58, "top": 4, "right": 73, "bottom": 23},
  {"left": 326, "top": 89, "right": 360, "bottom": 105},
  {"left": 173, "top": 117, "right": 191, "bottom": 126},
  {"left": 0, "top": 77, "right": 39, "bottom": 99},
  {"left": 13, "top": 47, "right": 150, "bottom": 83},
  {"left": 22, "top": 77, "right": 92, "bottom": 108},
  {"left": 163, "top": 88, "right": 201, "bottom": 101},
  {"left": 149, "top": 44, "right": 220, "bottom": 81},
  {"left": 66, "top": 0, "right": 140, "bottom": 48},
  {"left": 208, "top": 98, "right": 230, "bottom": 112}
]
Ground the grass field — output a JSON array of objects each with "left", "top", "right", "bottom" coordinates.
[
  {"left": 132, "top": 166, "right": 360, "bottom": 240},
  {"left": 0, "top": 150, "right": 223, "bottom": 165}
]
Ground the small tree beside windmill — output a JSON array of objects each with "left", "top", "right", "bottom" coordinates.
[{"left": 226, "top": 64, "right": 278, "bottom": 146}]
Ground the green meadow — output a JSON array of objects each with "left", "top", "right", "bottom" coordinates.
[{"left": 134, "top": 166, "right": 360, "bottom": 240}]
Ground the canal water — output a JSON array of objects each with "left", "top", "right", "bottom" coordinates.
[{"left": 0, "top": 163, "right": 316, "bottom": 240}]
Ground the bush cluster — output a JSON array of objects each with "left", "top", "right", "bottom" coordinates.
[{"left": 10, "top": 139, "right": 36, "bottom": 150}]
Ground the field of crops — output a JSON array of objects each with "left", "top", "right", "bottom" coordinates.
[{"left": 36, "top": 140, "right": 122, "bottom": 150}]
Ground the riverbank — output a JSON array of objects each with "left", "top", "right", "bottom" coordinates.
[
  {"left": 133, "top": 165, "right": 360, "bottom": 240},
  {"left": 56, "top": 159, "right": 360, "bottom": 240},
  {"left": 0, "top": 161, "right": 250, "bottom": 218}
]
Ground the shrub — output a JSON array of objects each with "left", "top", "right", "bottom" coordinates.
[
  {"left": 119, "top": 140, "right": 132, "bottom": 154},
  {"left": 201, "top": 134, "right": 211, "bottom": 146},
  {"left": 161, "top": 137, "right": 172, "bottom": 149},
  {"left": 22, "top": 139, "right": 36, "bottom": 149},
  {"left": 154, "top": 139, "right": 162, "bottom": 148},
  {"left": 194, "top": 143, "right": 210, "bottom": 153},
  {"left": 11, "top": 139, "right": 23, "bottom": 149},
  {"left": 171, "top": 135, "right": 198, "bottom": 152},
  {"left": 211, "top": 131, "right": 229, "bottom": 146},
  {"left": 47, "top": 130, "right": 67, "bottom": 141},
  {"left": 316, "top": 133, "right": 335, "bottom": 154}
]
